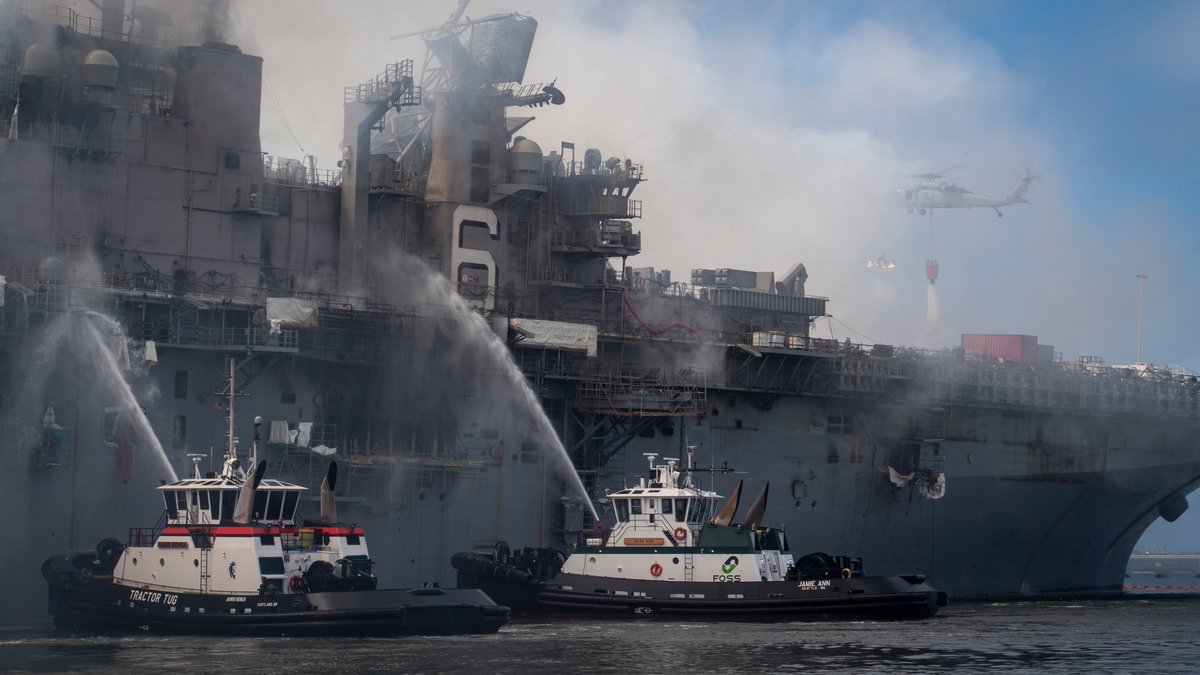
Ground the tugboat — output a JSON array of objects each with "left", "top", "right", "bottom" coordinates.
[
  {"left": 453, "top": 451, "right": 946, "bottom": 620},
  {"left": 42, "top": 361, "right": 510, "bottom": 636}
]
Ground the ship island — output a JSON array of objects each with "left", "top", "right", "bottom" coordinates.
[{"left": 2, "top": 0, "right": 1199, "bottom": 623}]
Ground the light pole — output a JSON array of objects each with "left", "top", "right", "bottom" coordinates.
[{"left": 1136, "top": 273, "right": 1148, "bottom": 365}]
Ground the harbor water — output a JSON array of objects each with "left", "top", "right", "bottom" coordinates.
[{"left": 4, "top": 596, "right": 1200, "bottom": 673}]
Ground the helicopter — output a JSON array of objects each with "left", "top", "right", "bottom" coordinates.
[{"left": 897, "top": 165, "right": 1035, "bottom": 217}]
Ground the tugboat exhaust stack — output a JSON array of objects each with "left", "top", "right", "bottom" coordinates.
[{"left": 321, "top": 462, "right": 339, "bottom": 525}]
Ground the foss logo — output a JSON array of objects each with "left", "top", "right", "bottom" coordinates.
[{"left": 713, "top": 556, "right": 741, "bottom": 582}]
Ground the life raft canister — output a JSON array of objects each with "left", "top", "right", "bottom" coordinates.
[
  {"left": 673, "top": 527, "right": 688, "bottom": 541},
  {"left": 650, "top": 563, "right": 663, "bottom": 577}
]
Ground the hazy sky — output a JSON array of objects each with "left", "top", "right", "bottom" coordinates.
[{"left": 231, "top": 0, "right": 1200, "bottom": 549}]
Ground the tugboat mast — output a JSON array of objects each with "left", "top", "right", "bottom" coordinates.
[{"left": 217, "top": 356, "right": 246, "bottom": 483}]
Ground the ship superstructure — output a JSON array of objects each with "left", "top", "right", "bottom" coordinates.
[{"left": 3, "top": 1, "right": 1200, "bottom": 624}]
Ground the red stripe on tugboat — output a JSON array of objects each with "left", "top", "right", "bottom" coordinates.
[{"left": 157, "top": 526, "right": 365, "bottom": 537}]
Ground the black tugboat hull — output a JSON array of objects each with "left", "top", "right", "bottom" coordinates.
[
  {"left": 44, "top": 553, "right": 509, "bottom": 636},
  {"left": 452, "top": 553, "right": 945, "bottom": 621}
]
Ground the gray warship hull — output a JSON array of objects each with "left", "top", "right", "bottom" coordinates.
[{"left": 2, "top": 1, "right": 1198, "bottom": 627}]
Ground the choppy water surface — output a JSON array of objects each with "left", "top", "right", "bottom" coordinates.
[{"left": 4, "top": 597, "right": 1200, "bottom": 673}]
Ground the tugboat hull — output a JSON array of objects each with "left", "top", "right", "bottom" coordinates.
[
  {"left": 452, "top": 553, "right": 945, "bottom": 621},
  {"left": 45, "top": 552, "right": 510, "bottom": 636}
]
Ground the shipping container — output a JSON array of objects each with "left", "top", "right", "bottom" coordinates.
[
  {"left": 691, "top": 268, "right": 716, "bottom": 286},
  {"left": 961, "top": 334, "right": 1040, "bottom": 364},
  {"left": 715, "top": 268, "right": 757, "bottom": 289},
  {"left": 755, "top": 271, "right": 776, "bottom": 293},
  {"left": 1037, "top": 344, "right": 1056, "bottom": 367}
]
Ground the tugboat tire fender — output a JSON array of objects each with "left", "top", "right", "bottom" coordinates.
[
  {"left": 95, "top": 538, "right": 125, "bottom": 574},
  {"left": 650, "top": 563, "right": 663, "bottom": 577},
  {"left": 841, "top": 568, "right": 852, "bottom": 579}
]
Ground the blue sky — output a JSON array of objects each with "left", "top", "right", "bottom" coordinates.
[{"left": 245, "top": 0, "right": 1200, "bottom": 549}]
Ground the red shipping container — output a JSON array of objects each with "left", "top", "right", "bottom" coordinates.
[{"left": 962, "top": 334, "right": 1039, "bottom": 364}]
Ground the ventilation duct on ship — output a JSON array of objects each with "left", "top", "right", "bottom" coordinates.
[
  {"left": 232, "top": 459, "right": 267, "bottom": 524},
  {"left": 1158, "top": 494, "right": 1189, "bottom": 523},
  {"left": 742, "top": 483, "right": 769, "bottom": 529},
  {"left": 712, "top": 480, "right": 743, "bottom": 526},
  {"left": 320, "top": 461, "right": 339, "bottom": 525}
]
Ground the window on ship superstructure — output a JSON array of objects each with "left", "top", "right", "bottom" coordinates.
[
  {"left": 615, "top": 499, "right": 629, "bottom": 522},
  {"left": 630, "top": 498, "right": 643, "bottom": 516},
  {"left": 209, "top": 490, "right": 221, "bottom": 520},
  {"left": 176, "top": 491, "right": 189, "bottom": 520},
  {"left": 282, "top": 491, "right": 299, "bottom": 521},
  {"left": 221, "top": 491, "right": 237, "bottom": 522},
  {"left": 264, "top": 491, "right": 282, "bottom": 521},
  {"left": 662, "top": 499, "right": 673, "bottom": 515},
  {"left": 675, "top": 499, "right": 688, "bottom": 521},
  {"left": 827, "top": 409, "right": 853, "bottom": 435}
]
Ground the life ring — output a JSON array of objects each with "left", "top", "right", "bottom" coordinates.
[
  {"left": 841, "top": 568, "right": 852, "bottom": 579},
  {"left": 673, "top": 527, "right": 688, "bottom": 541},
  {"left": 650, "top": 563, "right": 663, "bottom": 577},
  {"left": 288, "top": 575, "right": 304, "bottom": 592}
]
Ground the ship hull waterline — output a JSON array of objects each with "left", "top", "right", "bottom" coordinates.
[
  {"left": 44, "top": 555, "right": 510, "bottom": 636},
  {"left": 453, "top": 555, "right": 945, "bottom": 621}
]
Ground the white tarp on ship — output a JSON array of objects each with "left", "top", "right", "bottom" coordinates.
[
  {"left": 268, "top": 420, "right": 313, "bottom": 448},
  {"left": 266, "top": 297, "right": 319, "bottom": 330},
  {"left": 888, "top": 465, "right": 946, "bottom": 499},
  {"left": 509, "top": 318, "right": 598, "bottom": 357}
]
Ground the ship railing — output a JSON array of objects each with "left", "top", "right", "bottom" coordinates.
[
  {"left": 384, "top": 167, "right": 424, "bottom": 193},
  {"left": 169, "top": 324, "right": 298, "bottom": 350},
  {"left": 551, "top": 226, "right": 641, "bottom": 252},
  {"left": 344, "top": 61, "right": 419, "bottom": 105},
  {"left": 0, "top": 63, "right": 17, "bottom": 100},
  {"left": 560, "top": 197, "right": 642, "bottom": 219},
  {"left": 280, "top": 531, "right": 332, "bottom": 553},
  {"left": 262, "top": 156, "right": 343, "bottom": 188},
  {"left": 572, "top": 362, "right": 709, "bottom": 414},
  {"left": 532, "top": 266, "right": 578, "bottom": 284},
  {"left": 0, "top": 119, "right": 115, "bottom": 153},
  {"left": 563, "top": 160, "right": 644, "bottom": 182},
  {"left": 496, "top": 169, "right": 547, "bottom": 187},
  {"left": 49, "top": 3, "right": 176, "bottom": 47},
  {"left": 126, "top": 511, "right": 169, "bottom": 548},
  {"left": 910, "top": 358, "right": 1200, "bottom": 418}
]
